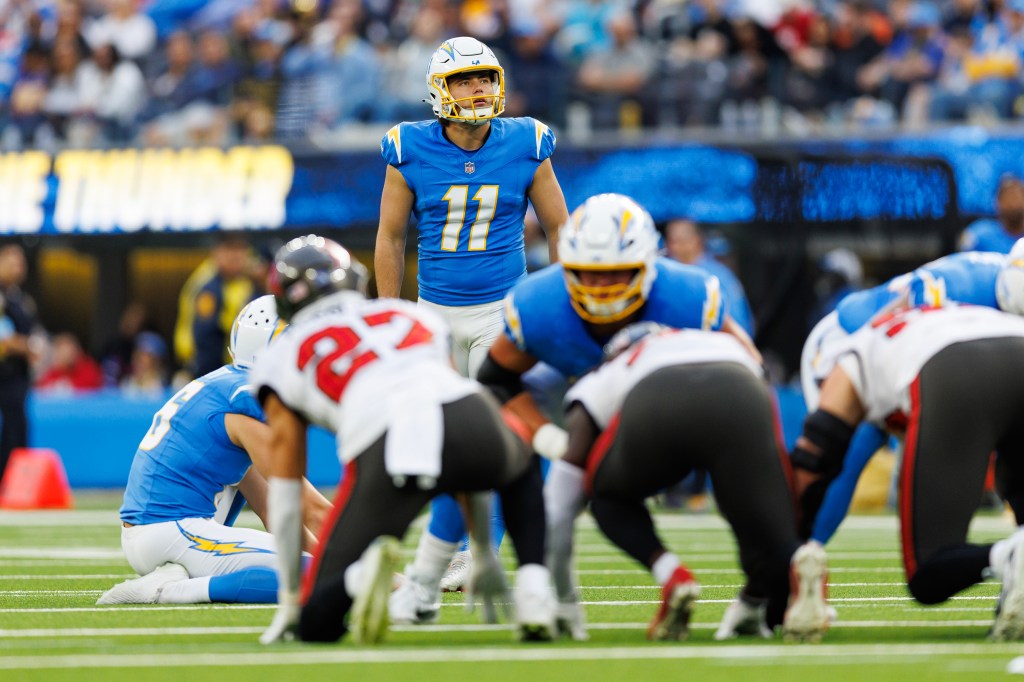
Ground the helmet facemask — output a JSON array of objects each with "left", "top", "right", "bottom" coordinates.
[
  {"left": 557, "top": 193, "right": 661, "bottom": 325},
  {"left": 431, "top": 67, "right": 504, "bottom": 124},
  {"left": 564, "top": 265, "right": 647, "bottom": 324},
  {"left": 425, "top": 38, "right": 505, "bottom": 124}
]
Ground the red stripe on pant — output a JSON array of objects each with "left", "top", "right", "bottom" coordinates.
[
  {"left": 301, "top": 458, "right": 358, "bottom": 604},
  {"left": 583, "top": 412, "right": 621, "bottom": 497},
  {"left": 900, "top": 377, "right": 923, "bottom": 581},
  {"left": 769, "top": 389, "right": 795, "bottom": 491}
]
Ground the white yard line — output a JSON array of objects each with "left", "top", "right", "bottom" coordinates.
[
  {"left": 0, "top": 594, "right": 997, "bottom": 612},
  {"left": 0, "top": 643, "right": 1017, "bottom": 670},
  {"left": 0, "top": 574, "right": 131, "bottom": 580}
]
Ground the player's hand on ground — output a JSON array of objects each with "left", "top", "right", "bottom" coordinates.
[
  {"left": 555, "top": 594, "right": 589, "bottom": 641},
  {"left": 260, "top": 601, "right": 301, "bottom": 644},
  {"left": 465, "top": 550, "right": 511, "bottom": 624}
]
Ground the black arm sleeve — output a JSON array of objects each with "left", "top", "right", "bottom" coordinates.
[{"left": 476, "top": 353, "right": 525, "bottom": 404}]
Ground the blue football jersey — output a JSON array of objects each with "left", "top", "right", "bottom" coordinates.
[
  {"left": 381, "top": 117, "right": 556, "bottom": 306},
  {"left": 959, "top": 218, "right": 1019, "bottom": 254},
  {"left": 695, "top": 254, "right": 754, "bottom": 336},
  {"left": 120, "top": 365, "right": 264, "bottom": 525},
  {"left": 503, "top": 259, "right": 727, "bottom": 380},
  {"left": 836, "top": 251, "right": 1005, "bottom": 333}
]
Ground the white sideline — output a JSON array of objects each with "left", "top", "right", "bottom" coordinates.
[{"left": 0, "top": 643, "right": 1018, "bottom": 670}]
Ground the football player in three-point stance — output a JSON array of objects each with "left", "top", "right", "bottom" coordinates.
[
  {"left": 97, "top": 296, "right": 331, "bottom": 606},
  {"left": 791, "top": 304, "right": 1024, "bottom": 641},
  {"left": 795, "top": 244, "right": 1024, "bottom": 549},
  {"left": 468, "top": 192, "right": 758, "bottom": 640},
  {"left": 374, "top": 36, "right": 569, "bottom": 599},
  {"left": 253, "top": 235, "right": 556, "bottom": 645},
  {"left": 549, "top": 322, "right": 830, "bottom": 642}
]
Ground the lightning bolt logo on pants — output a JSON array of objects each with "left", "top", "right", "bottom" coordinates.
[{"left": 176, "top": 522, "right": 272, "bottom": 556}]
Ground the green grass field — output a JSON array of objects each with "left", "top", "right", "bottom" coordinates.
[{"left": 1, "top": 492, "right": 1021, "bottom": 681}]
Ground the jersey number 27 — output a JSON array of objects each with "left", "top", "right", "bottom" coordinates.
[{"left": 297, "top": 309, "right": 434, "bottom": 401}]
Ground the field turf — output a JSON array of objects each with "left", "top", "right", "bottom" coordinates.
[{"left": 0, "top": 492, "right": 1019, "bottom": 681}]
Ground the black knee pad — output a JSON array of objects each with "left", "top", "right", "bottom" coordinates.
[{"left": 791, "top": 409, "right": 855, "bottom": 478}]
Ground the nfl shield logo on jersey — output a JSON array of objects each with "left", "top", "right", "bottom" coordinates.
[{"left": 464, "top": 161, "right": 475, "bottom": 174}]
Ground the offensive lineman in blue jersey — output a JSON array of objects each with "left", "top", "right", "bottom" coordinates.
[
  {"left": 96, "top": 297, "right": 331, "bottom": 605},
  {"left": 959, "top": 175, "right": 1024, "bottom": 254},
  {"left": 796, "top": 246, "right": 1024, "bottom": 548},
  {"left": 375, "top": 36, "right": 570, "bottom": 605},
  {"left": 392, "top": 193, "right": 761, "bottom": 638}
]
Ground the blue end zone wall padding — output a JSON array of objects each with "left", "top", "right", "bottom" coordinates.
[
  {"left": 29, "top": 390, "right": 341, "bottom": 489},
  {"left": 31, "top": 386, "right": 807, "bottom": 490}
]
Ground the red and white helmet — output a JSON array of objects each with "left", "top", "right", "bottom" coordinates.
[
  {"left": 425, "top": 37, "right": 505, "bottom": 124},
  {"left": 558, "top": 194, "right": 660, "bottom": 324}
]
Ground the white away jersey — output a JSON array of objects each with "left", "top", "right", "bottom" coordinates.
[
  {"left": 566, "top": 329, "right": 762, "bottom": 429},
  {"left": 250, "top": 297, "right": 478, "bottom": 462},
  {"left": 836, "top": 305, "right": 1024, "bottom": 426}
]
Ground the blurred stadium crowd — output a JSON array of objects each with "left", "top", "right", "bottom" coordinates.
[{"left": 5, "top": 0, "right": 1024, "bottom": 148}]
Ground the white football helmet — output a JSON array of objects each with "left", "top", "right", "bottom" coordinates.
[
  {"left": 997, "top": 237, "right": 1024, "bottom": 315},
  {"left": 229, "top": 295, "right": 286, "bottom": 369},
  {"left": 558, "top": 194, "right": 660, "bottom": 324},
  {"left": 425, "top": 37, "right": 505, "bottom": 124}
]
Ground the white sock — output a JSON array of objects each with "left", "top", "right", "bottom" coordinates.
[
  {"left": 412, "top": 531, "right": 459, "bottom": 587},
  {"left": 344, "top": 559, "right": 364, "bottom": 599},
  {"left": 652, "top": 552, "right": 681, "bottom": 586},
  {"left": 157, "top": 577, "right": 212, "bottom": 604}
]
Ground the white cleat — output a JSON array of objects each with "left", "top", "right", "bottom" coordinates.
[
  {"left": 783, "top": 541, "right": 830, "bottom": 643},
  {"left": 992, "top": 533, "right": 1024, "bottom": 641},
  {"left": 714, "top": 596, "right": 772, "bottom": 640},
  {"left": 515, "top": 564, "right": 557, "bottom": 642},
  {"left": 555, "top": 598, "right": 589, "bottom": 641},
  {"left": 96, "top": 563, "right": 188, "bottom": 605},
  {"left": 441, "top": 550, "right": 472, "bottom": 593},
  {"left": 351, "top": 536, "right": 402, "bottom": 645},
  {"left": 389, "top": 564, "right": 441, "bottom": 625}
]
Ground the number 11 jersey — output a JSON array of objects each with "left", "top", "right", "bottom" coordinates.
[{"left": 381, "top": 118, "right": 556, "bottom": 306}]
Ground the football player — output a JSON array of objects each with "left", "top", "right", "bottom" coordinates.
[
  {"left": 391, "top": 192, "right": 760, "bottom": 638},
  {"left": 800, "top": 245, "right": 1024, "bottom": 546},
  {"left": 547, "top": 322, "right": 829, "bottom": 642},
  {"left": 791, "top": 303, "right": 1024, "bottom": 640},
  {"left": 374, "top": 36, "right": 570, "bottom": 593},
  {"left": 97, "top": 296, "right": 331, "bottom": 605},
  {"left": 253, "top": 235, "right": 556, "bottom": 645},
  {"left": 959, "top": 174, "right": 1024, "bottom": 253}
]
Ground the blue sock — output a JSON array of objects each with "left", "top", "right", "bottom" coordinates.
[
  {"left": 427, "top": 494, "right": 467, "bottom": 543},
  {"left": 208, "top": 567, "right": 278, "bottom": 603}
]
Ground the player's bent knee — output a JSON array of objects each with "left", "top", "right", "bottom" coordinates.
[
  {"left": 299, "top": 609, "right": 349, "bottom": 643},
  {"left": 906, "top": 567, "right": 950, "bottom": 605}
]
